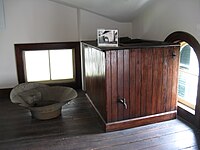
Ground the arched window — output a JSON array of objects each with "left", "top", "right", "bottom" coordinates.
[
  {"left": 165, "top": 31, "right": 200, "bottom": 129},
  {"left": 178, "top": 42, "right": 199, "bottom": 111}
]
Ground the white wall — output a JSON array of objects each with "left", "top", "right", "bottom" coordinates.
[
  {"left": 0, "top": 0, "right": 78, "bottom": 88},
  {"left": 0, "top": 0, "right": 5, "bottom": 30},
  {"left": 79, "top": 9, "right": 132, "bottom": 40},
  {"left": 132, "top": 0, "right": 200, "bottom": 43},
  {"left": 0, "top": 0, "right": 132, "bottom": 88}
]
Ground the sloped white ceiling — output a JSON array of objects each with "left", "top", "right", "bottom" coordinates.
[{"left": 49, "top": 0, "right": 156, "bottom": 22}]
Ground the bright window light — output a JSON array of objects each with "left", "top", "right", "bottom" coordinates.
[
  {"left": 24, "top": 50, "right": 50, "bottom": 82},
  {"left": 178, "top": 42, "right": 199, "bottom": 110},
  {"left": 50, "top": 49, "right": 73, "bottom": 80},
  {"left": 24, "top": 49, "right": 74, "bottom": 83}
]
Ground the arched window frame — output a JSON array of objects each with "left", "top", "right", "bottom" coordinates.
[
  {"left": 178, "top": 42, "right": 199, "bottom": 110},
  {"left": 165, "top": 31, "right": 200, "bottom": 129}
]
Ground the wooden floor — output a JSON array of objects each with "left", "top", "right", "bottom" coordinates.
[{"left": 0, "top": 90, "right": 199, "bottom": 150}]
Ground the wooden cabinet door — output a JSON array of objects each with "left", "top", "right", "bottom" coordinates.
[
  {"left": 106, "top": 47, "right": 179, "bottom": 122},
  {"left": 131, "top": 47, "right": 179, "bottom": 118}
]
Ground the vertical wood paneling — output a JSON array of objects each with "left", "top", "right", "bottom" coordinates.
[
  {"left": 135, "top": 50, "right": 142, "bottom": 117},
  {"left": 84, "top": 47, "right": 106, "bottom": 121},
  {"left": 123, "top": 50, "right": 130, "bottom": 119},
  {"left": 140, "top": 49, "right": 148, "bottom": 116},
  {"left": 106, "top": 51, "right": 112, "bottom": 122},
  {"left": 166, "top": 48, "right": 173, "bottom": 112},
  {"left": 156, "top": 48, "right": 164, "bottom": 113},
  {"left": 146, "top": 48, "right": 153, "bottom": 115},
  {"left": 129, "top": 49, "right": 136, "bottom": 118},
  {"left": 117, "top": 50, "right": 124, "bottom": 120},
  {"left": 106, "top": 46, "right": 179, "bottom": 122},
  {"left": 111, "top": 51, "right": 118, "bottom": 122},
  {"left": 151, "top": 48, "right": 158, "bottom": 114},
  {"left": 85, "top": 44, "right": 179, "bottom": 128},
  {"left": 100, "top": 51, "right": 107, "bottom": 119},
  {"left": 171, "top": 47, "right": 180, "bottom": 111},
  {"left": 162, "top": 48, "right": 168, "bottom": 113}
]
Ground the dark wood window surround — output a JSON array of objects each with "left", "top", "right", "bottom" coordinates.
[
  {"left": 0, "top": 88, "right": 12, "bottom": 98},
  {"left": 165, "top": 31, "right": 200, "bottom": 129},
  {"left": 14, "top": 42, "right": 82, "bottom": 89}
]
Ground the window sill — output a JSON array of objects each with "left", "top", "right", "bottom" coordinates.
[{"left": 177, "top": 102, "right": 195, "bottom": 115}]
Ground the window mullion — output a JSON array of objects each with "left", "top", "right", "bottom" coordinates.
[{"left": 48, "top": 50, "right": 52, "bottom": 80}]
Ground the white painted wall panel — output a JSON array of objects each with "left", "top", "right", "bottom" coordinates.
[
  {"left": 0, "top": 0, "right": 132, "bottom": 88},
  {"left": 79, "top": 9, "right": 132, "bottom": 41},
  {"left": 0, "top": 0, "right": 79, "bottom": 88},
  {"left": 0, "top": 0, "right": 5, "bottom": 30},
  {"left": 132, "top": 0, "right": 200, "bottom": 43}
]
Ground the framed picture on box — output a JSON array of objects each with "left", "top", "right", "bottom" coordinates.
[{"left": 97, "top": 29, "right": 118, "bottom": 47}]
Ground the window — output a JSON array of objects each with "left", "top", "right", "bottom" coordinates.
[
  {"left": 24, "top": 49, "right": 74, "bottom": 83},
  {"left": 178, "top": 42, "right": 199, "bottom": 110},
  {"left": 165, "top": 31, "right": 200, "bottom": 129},
  {"left": 15, "top": 42, "right": 81, "bottom": 89}
]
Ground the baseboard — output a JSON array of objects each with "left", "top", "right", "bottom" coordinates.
[
  {"left": 0, "top": 88, "right": 12, "bottom": 98},
  {"left": 105, "top": 111, "right": 177, "bottom": 132},
  {"left": 85, "top": 93, "right": 177, "bottom": 132}
]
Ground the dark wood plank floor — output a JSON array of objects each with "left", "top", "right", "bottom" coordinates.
[{"left": 0, "top": 90, "right": 199, "bottom": 150}]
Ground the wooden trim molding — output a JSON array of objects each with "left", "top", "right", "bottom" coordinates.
[
  {"left": 15, "top": 42, "right": 82, "bottom": 89},
  {"left": 0, "top": 88, "right": 12, "bottom": 98},
  {"left": 165, "top": 31, "right": 200, "bottom": 129},
  {"left": 87, "top": 92, "right": 176, "bottom": 132},
  {"left": 105, "top": 111, "right": 177, "bottom": 132}
]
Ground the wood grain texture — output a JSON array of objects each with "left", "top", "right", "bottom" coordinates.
[
  {"left": 146, "top": 48, "right": 153, "bottom": 115},
  {"left": 156, "top": 48, "right": 164, "bottom": 113},
  {"left": 106, "top": 111, "right": 177, "bottom": 132},
  {"left": 151, "top": 48, "right": 159, "bottom": 114},
  {"left": 0, "top": 91, "right": 103, "bottom": 143},
  {"left": 129, "top": 49, "right": 136, "bottom": 118},
  {"left": 0, "top": 94, "right": 199, "bottom": 150},
  {"left": 84, "top": 47, "right": 107, "bottom": 121},
  {"left": 111, "top": 50, "right": 118, "bottom": 122},
  {"left": 135, "top": 50, "right": 142, "bottom": 117},
  {"left": 117, "top": 50, "right": 124, "bottom": 121},
  {"left": 105, "top": 51, "right": 112, "bottom": 122},
  {"left": 105, "top": 47, "right": 179, "bottom": 122},
  {"left": 84, "top": 43, "right": 180, "bottom": 131},
  {"left": 171, "top": 47, "right": 180, "bottom": 111},
  {"left": 166, "top": 48, "right": 173, "bottom": 112},
  {"left": 162, "top": 48, "right": 169, "bottom": 112},
  {"left": 140, "top": 49, "right": 147, "bottom": 116},
  {"left": 123, "top": 50, "right": 130, "bottom": 119}
]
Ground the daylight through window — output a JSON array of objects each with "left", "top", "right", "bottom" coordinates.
[
  {"left": 24, "top": 49, "right": 74, "bottom": 83},
  {"left": 178, "top": 42, "right": 199, "bottom": 110}
]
